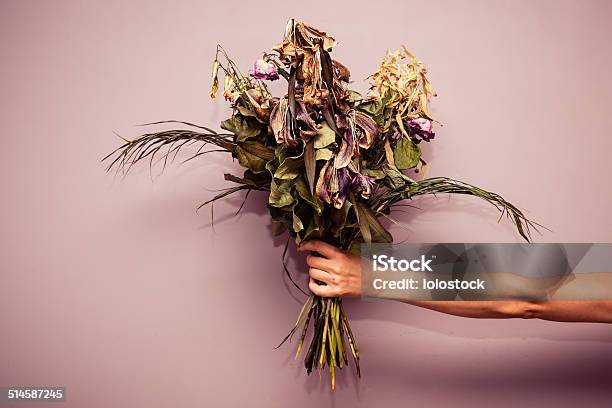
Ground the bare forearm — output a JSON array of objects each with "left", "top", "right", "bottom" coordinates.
[
  {"left": 298, "top": 240, "right": 612, "bottom": 323},
  {"left": 403, "top": 300, "right": 612, "bottom": 323}
]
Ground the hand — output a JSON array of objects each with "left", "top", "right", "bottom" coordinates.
[{"left": 298, "top": 240, "right": 362, "bottom": 297}]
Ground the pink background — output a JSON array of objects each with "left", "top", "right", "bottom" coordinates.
[{"left": 1, "top": 0, "right": 611, "bottom": 406}]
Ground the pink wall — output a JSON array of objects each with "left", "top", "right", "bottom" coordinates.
[{"left": 1, "top": 0, "right": 611, "bottom": 406}]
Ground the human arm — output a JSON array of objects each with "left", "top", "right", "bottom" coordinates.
[{"left": 298, "top": 240, "right": 612, "bottom": 323}]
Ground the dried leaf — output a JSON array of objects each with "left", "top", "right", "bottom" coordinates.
[
  {"left": 356, "top": 201, "right": 393, "bottom": 243},
  {"left": 235, "top": 145, "right": 267, "bottom": 172},
  {"left": 314, "top": 122, "right": 336, "bottom": 149},
  {"left": 275, "top": 156, "right": 302, "bottom": 180},
  {"left": 304, "top": 140, "right": 315, "bottom": 194},
  {"left": 394, "top": 138, "right": 421, "bottom": 170},
  {"left": 269, "top": 179, "right": 295, "bottom": 208},
  {"left": 221, "top": 115, "right": 260, "bottom": 141},
  {"left": 315, "top": 148, "right": 333, "bottom": 161},
  {"left": 293, "top": 212, "right": 304, "bottom": 232},
  {"left": 296, "top": 177, "right": 323, "bottom": 215},
  {"left": 382, "top": 164, "right": 413, "bottom": 188},
  {"left": 236, "top": 141, "right": 274, "bottom": 161},
  {"left": 384, "top": 140, "right": 395, "bottom": 166}
]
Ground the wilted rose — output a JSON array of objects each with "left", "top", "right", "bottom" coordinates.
[
  {"left": 408, "top": 118, "right": 435, "bottom": 142},
  {"left": 251, "top": 59, "right": 279, "bottom": 81}
]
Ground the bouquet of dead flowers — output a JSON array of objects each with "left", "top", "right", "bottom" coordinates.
[{"left": 105, "top": 18, "right": 538, "bottom": 389}]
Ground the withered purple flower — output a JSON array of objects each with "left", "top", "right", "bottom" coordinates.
[
  {"left": 351, "top": 173, "right": 375, "bottom": 199},
  {"left": 334, "top": 127, "right": 355, "bottom": 169},
  {"left": 251, "top": 59, "right": 279, "bottom": 81},
  {"left": 408, "top": 117, "right": 435, "bottom": 142},
  {"left": 332, "top": 168, "right": 350, "bottom": 209},
  {"left": 316, "top": 161, "right": 350, "bottom": 209}
]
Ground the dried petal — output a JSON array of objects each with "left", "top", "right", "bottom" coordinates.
[
  {"left": 245, "top": 89, "right": 272, "bottom": 122},
  {"left": 353, "top": 111, "right": 379, "bottom": 149},
  {"left": 315, "top": 159, "right": 333, "bottom": 204},
  {"left": 269, "top": 98, "right": 295, "bottom": 145},
  {"left": 333, "top": 128, "right": 354, "bottom": 169},
  {"left": 350, "top": 173, "right": 375, "bottom": 199},
  {"left": 223, "top": 75, "right": 240, "bottom": 103},
  {"left": 408, "top": 117, "right": 435, "bottom": 142},
  {"left": 332, "top": 168, "right": 350, "bottom": 209},
  {"left": 210, "top": 60, "right": 220, "bottom": 98},
  {"left": 294, "top": 100, "right": 318, "bottom": 131},
  {"left": 332, "top": 59, "right": 350, "bottom": 82}
]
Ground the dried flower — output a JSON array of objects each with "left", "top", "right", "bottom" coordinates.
[
  {"left": 210, "top": 60, "right": 220, "bottom": 98},
  {"left": 351, "top": 173, "right": 375, "bottom": 199},
  {"left": 332, "top": 168, "right": 350, "bottom": 209},
  {"left": 408, "top": 118, "right": 435, "bottom": 142},
  {"left": 251, "top": 59, "right": 279, "bottom": 81},
  {"left": 315, "top": 161, "right": 350, "bottom": 209},
  {"left": 269, "top": 98, "right": 296, "bottom": 145},
  {"left": 366, "top": 46, "right": 436, "bottom": 124},
  {"left": 353, "top": 111, "right": 379, "bottom": 149},
  {"left": 107, "top": 18, "right": 539, "bottom": 392},
  {"left": 222, "top": 75, "right": 240, "bottom": 103}
]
